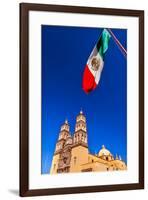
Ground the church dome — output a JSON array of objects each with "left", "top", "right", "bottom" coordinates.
[{"left": 98, "top": 145, "right": 111, "bottom": 157}]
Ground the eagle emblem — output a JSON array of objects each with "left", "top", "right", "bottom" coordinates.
[{"left": 91, "top": 56, "right": 100, "bottom": 71}]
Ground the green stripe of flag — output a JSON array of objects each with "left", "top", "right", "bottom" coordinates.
[{"left": 96, "top": 29, "right": 111, "bottom": 59}]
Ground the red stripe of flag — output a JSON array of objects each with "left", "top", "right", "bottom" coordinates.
[{"left": 82, "top": 65, "right": 97, "bottom": 94}]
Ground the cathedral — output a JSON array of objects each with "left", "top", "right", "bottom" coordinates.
[{"left": 50, "top": 110, "right": 127, "bottom": 174}]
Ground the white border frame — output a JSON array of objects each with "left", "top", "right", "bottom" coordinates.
[{"left": 29, "top": 11, "right": 139, "bottom": 189}]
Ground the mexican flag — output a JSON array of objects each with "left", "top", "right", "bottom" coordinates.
[{"left": 82, "top": 29, "right": 111, "bottom": 93}]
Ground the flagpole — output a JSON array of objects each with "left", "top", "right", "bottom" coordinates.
[{"left": 107, "top": 28, "right": 127, "bottom": 57}]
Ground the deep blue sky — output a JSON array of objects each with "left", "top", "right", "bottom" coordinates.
[{"left": 41, "top": 25, "right": 127, "bottom": 174}]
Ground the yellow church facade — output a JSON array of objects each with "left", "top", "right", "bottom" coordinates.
[{"left": 50, "top": 111, "right": 127, "bottom": 174}]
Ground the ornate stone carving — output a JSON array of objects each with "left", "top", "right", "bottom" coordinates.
[{"left": 58, "top": 148, "right": 71, "bottom": 169}]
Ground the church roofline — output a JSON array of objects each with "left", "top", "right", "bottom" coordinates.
[
  {"left": 88, "top": 152, "right": 99, "bottom": 158},
  {"left": 81, "top": 159, "right": 110, "bottom": 166}
]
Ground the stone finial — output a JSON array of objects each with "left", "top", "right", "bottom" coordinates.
[
  {"left": 116, "top": 154, "right": 118, "bottom": 160},
  {"left": 119, "top": 155, "right": 122, "bottom": 160},
  {"left": 80, "top": 109, "right": 83, "bottom": 114}
]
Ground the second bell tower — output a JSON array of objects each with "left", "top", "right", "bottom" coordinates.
[{"left": 73, "top": 110, "right": 88, "bottom": 147}]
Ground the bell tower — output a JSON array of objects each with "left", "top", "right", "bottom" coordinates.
[
  {"left": 70, "top": 110, "right": 88, "bottom": 172},
  {"left": 55, "top": 119, "right": 70, "bottom": 154},
  {"left": 50, "top": 120, "right": 70, "bottom": 174},
  {"left": 73, "top": 110, "right": 88, "bottom": 147}
]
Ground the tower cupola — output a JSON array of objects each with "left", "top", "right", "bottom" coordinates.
[
  {"left": 75, "top": 110, "right": 87, "bottom": 132},
  {"left": 58, "top": 119, "right": 70, "bottom": 140}
]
